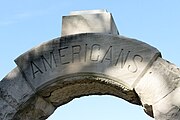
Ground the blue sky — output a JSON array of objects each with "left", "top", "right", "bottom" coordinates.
[{"left": 0, "top": 0, "right": 180, "bottom": 120}]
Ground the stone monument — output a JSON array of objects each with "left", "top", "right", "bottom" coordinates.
[{"left": 0, "top": 10, "right": 180, "bottom": 120}]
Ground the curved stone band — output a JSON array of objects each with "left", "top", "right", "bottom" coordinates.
[
  {"left": 0, "top": 33, "right": 161, "bottom": 119},
  {"left": 1, "top": 10, "right": 180, "bottom": 120}
]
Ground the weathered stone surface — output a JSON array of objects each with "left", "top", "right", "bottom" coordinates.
[
  {"left": 0, "top": 98, "right": 17, "bottom": 120},
  {"left": 61, "top": 10, "right": 119, "bottom": 36},
  {"left": 152, "top": 61, "right": 180, "bottom": 120},
  {"left": 13, "top": 96, "right": 55, "bottom": 120},
  {"left": 0, "top": 67, "right": 56, "bottom": 119},
  {"left": 135, "top": 57, "right": 179, "bottom": 105},
  {"left": 0, "top": 67, "right": 34, "bottom": 109},
  {"left": 15, "top": 33, "right": 160, "bottom": 92},
  {"left": 135, "top": 57, "right": 180, "bottom": 119},
  {"left": 153, "top": 89, "right": 180, "bottom": 120},
  {"left": 37, "top": 73, "right": 141, "bottom": 107}
]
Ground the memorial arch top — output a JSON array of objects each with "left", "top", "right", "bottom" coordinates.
[{"left": 1, "top": 10, "right": 180, "bottom": 120}]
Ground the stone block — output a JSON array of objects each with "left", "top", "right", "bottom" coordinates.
[
  {"left": 61, "top": 10, "right": 119, "bottom": 36},
  {"left": 153, "top": 89, "right": 180, "bottom": 120},
  {"left": 13, "top": 96, "right": 55, "bottom": 120},
  {"left": 135, "top": 57, "right": 180, "bottom": 105},
  {"left": 15, "top": 34, "right": 160, "bottom": 91},
  {"left": 0, "top": 67, "right": 34, "bottom": 109},
  {"left": 0, "top": 98, "right": 16, "bottom": 120}
]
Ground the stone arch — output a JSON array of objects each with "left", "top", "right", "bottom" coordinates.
[
  {"left": 1, "top": 9, "right": 180, "bottom": 120},
  {"left": 0, "top": 33, "right": 161, "bottom": 119}
]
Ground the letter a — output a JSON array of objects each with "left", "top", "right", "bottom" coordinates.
[{"left": 30, "top": 61, "right": 43, "bottom": 79}]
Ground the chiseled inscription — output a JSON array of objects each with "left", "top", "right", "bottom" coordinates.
[
  {"left": 59, "top": 47, "right": 70, "bottom": 65},
  {"left": 101, "top": 46, "right": 113, "bottom": 64},
  {"left": 90, "top": 44, "right": 100, "bottom": 61},
  {"left": 30, "top": 43, "right": 144, "bottom": 79},
  {"left": 72, "top": 45, "right": 81, "bottom": 63}
]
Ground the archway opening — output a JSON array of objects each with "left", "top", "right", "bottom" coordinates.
[
  {"left": 13, "top": 74, "right": 142, "bottom": 120},
  {"left": 47, "top": 95, "right": 153, "bottom": 120}
]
